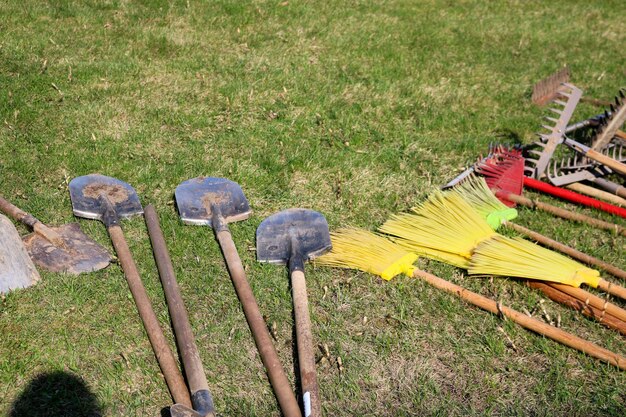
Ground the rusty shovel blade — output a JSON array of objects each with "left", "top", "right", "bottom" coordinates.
[
  {"left": 256, "top": 208, "right": 331, "bottom": 267},
  {"left": 22, "top": 223, "right": 112, "bottom": 274}
]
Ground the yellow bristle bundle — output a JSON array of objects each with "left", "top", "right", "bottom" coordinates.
[
  {"left": 469, "top": 235, "right": 601, "bottom": 288},
  {"left": 315, "top": 228, "right": 417, "bottom": 280},
  {"left": 379, "top": 190, "right": 496, "bottom": 260}
]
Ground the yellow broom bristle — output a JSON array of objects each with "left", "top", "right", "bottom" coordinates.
[
  {"left": 450, "top": 175, "right": 518, "bottom": 230},
  {"left": 379, "top": 190, "right": 497, "bottom": 260},
  {"left": 469, "top": 235, "right": 601, "bottom": 288},
  {"left": 315, "top": 228, "right": 417, "bottom": 280}
]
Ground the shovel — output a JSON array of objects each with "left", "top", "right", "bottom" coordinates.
[
  {"left": 69, "top": 174, "right": 192, "bottom": 408},
  {"left": 175, "top": 177, "right": 302, "bottom": 417},
  {"left": 0, "top": 214, "right": 40, "bottom": 293},
  {"left": 256, "top": 209, "right": 332, "bottom": 417},
  {"left": 144, "top": 205, "right": 215, "bottom": 417},
  {"left": 0, "top": 195, "right": 111, "bottom": 274}
]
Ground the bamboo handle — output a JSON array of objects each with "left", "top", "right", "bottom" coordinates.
[
  {"left": 107, "top": 225, "right": 192, "bottom": 407},
  {"left": 566, "top": 183, "right": 626, "bottom": 207},
  {"left": 527, "top": 282, "right": 626, "bottom": 336},
  {"left": 504, "top": 222, "right": 626, "bottom": 281},
  {"left": 499, "top": 192, "right": 626, "bottom": 236},
  {"left": 547, "top": 282, "right": 626, "bottom": 323},
  {"left": 291, "top": 270, "right": 321, "bottom": 417},
  {"left": 144, "top": 206, "right": 215, "bottom": 415},
  {"left": 411, "top": 269, "right": 626, "bottom": 370},
  {"left": 0, "top": 195, "right": 65, "bottom": 246},
  {"left": 597, "top": 279, "right": 626, "bottom": 301},
  {"left": 585, "top": 149, "right": 626, "bottom": 176},
  {"left": 215, "top": 230, "right": 302, "bottom": 417}
]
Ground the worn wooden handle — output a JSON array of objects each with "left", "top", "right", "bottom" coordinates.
[
  {"left": 291, "top": 270, "right": 321, "bottom": 417},
  {"left": 411, "top": 269, "right": 626, "bottom": 370},
  {"left": 527, "top": 282, "right": 626, "bottom": 336},
  {"left": 586, "top": 149, "right": 626, "bottom": 176},
  {"left": 107, "top": 224, "right": 192, "bottom": 408},
  {"left": 504, "top": 222, "right": 626, "bottom": 281},
  {"left": 499, "top": 192, "right": 626, "bottom": 236},
  {"left": 144, "top": 206, "right": 214, "bottom": 415},
  {"left": 547, "top": 282, "right": 626, "bottom": 323},
  {"left": 0, "top": 195, "right": 65, "bottom": 246},
  {"left": 216, "top": 230, "right": 302, "bottom": 417},
  {"left": 597, "top": 279, "right": 626, "bottom": 301},
  {"left": 565, "top": 183, "right": 626, "bottom": 207}
]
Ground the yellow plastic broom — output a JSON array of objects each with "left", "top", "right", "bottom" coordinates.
[
  {"left": 316, "top": 228, "right": 626, "bottom": 370},
  {"left": 379, "top": 188, "right": 626, "bottom": 300}
]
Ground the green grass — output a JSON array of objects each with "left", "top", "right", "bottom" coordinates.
[{"left": 1, "top": 0, "right": 625, "bottom": 415}]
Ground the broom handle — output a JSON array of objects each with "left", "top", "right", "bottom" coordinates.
[
  {"left": 411, "top": 269, "right": 626, "bottom": 370},
  {"left": 597, "top": 280, "right": 626, "bottom": 301},
  {"left": 504, "top": 222, "right": 626, "bottom": 281},
  {"left": 522, "top": 177, "right": 626, "bottom": 219},
  {"left": 498, "top": 191, "right": 626, "bottom": 236},
  {"left": 526, "top": 282, "right": 626, "bottom": 336},
  {"left": 544, "top": 283, "right": 626, "bottom": 323}
]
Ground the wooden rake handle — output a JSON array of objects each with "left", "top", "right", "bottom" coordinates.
[
  {"left": 499, "top": 192, "right": 626, "bottom": 237},
  {"left": 527, "top": 282, "right": 626, "bottom": 336},
  {"left": 291, "top": 270, "right": 321, "bottom": 417},
  {"left": 215, "top": 230, "right": 302, "bottom": 417},
  {"left": 411, "top": 269, "right": 626, "bottom": 370},
  {"left": 504, "top": 222, "right": 626, "bottom": 282},
  {"left": 107, "top": 224, "right": 192, "bottom": 407}
]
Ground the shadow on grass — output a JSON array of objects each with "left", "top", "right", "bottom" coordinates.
[{"left": 9, "top": 370, "right": 102, "bottom": 417}]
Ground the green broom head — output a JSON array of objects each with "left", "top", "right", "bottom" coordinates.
[
  {"left": 451, "top": 175, "right": 518, "bottom": 230},
  {"left": 379, "top": 190, "right": 497, "bottom": 266},
  {"left": 315, "top": 228, "right": 417, "bottom": 280},
  {"left": 469, "top": 234, "right": 601, "bottom": 288}
]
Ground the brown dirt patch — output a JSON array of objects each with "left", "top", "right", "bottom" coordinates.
[{"left": 83, "top": 183, "right": 129, "bottom": 204}]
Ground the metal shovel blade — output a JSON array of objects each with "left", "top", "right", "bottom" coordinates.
[
  {"left": 0, "top": 214, "right": 40, "bottom": 293},
  {"left": 69, "top": 174, "right": 143, "bottom": 221},
  {"left": 256, "top": 208, "right": 331, "bottom": 265},
  {"left": 175, "top": 177, "right": 251, "bottom": 226},
  {"left": 22, "top": 223, "right": 112, "bottom": 274}
]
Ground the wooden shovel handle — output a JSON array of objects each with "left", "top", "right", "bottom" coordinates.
[
  {"left": 291, "top": 269, "right": 321, "bottom": 417},
  {"left": 107, "top": 224, "right": 192, "bottom": 408},
  {"left": 527, "top": 281, "right": 626, "bottom": 336},
  {"left": 215, "top": 230, "right": 302, "bottom": 417},
  {"left": 499, "top": 192, "right": 626, "bottom": 236},
  {"left": 504, "top": 222, "right": 626, "bottom": 281},
  {"left": 411, "top": 269, "right": 626, "bottom": 370},
  {"left": 0, "top": 195, "right": 64, "bottom": 246},
  {"left": 144, "top": 206, "right": 214, "bottom": 415}
]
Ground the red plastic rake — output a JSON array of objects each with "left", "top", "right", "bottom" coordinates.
[{"left": 477, "top": 146, "right": 626, "bottom": 219}]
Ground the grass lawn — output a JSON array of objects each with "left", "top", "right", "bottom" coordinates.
[{"left": 1, "top": 0, "right": 625, "bottom": 415}]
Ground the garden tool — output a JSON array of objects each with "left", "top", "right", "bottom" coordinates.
[
  {"left": 0, "top": 214, "right": 40, "bottom": 293},
  {"left": 532, "top": 67, "right": 613, "bottom": 108},
  {"left": 0, "top": 195, "right": 111, "bottom": 274},
  {"left": 69, "top": 174, "right": 192, "bottom": 408},
  {"left": 175, "top": 177, "right": 302, "bottom": 417},
  {"left": 144, "top": 205, "right": 215, "bottom": 417},
  {"left": 256, "top": 209, "right": 332, "bottom": 417},
  {"left": 317, "top": 229, "right": 626, "bottom": 370}
]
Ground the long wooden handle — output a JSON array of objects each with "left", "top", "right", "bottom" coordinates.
[
  {"left": 215, "top": 230, "right": 302, "bottom": 417},
  {"left": 585, "top": 149, "right": 626, "bottom": 177},
  {"left": 597, "top": 279, "right": 626, "bottom": 301},
  {"left": 0, "top": 195, "right": 64, "bottom": 246},
  {"left": 291, "top": 270, "right": 321, "bottom": 417},
  {"left": 527, "top": 281, "right": 626, "bottom": 336},
  {"left": 144, "top": 206, "right": 215, "bottom": 415},
  {"left": 499, "top": 192, "right": 626, "bottom": 236},
  {"left": 547, "top": 282, "right": 626, "bottom": 323},
  {"left": 107, "top": 224, "right": 192, "bottom": 408},
  {"left": 411, "top": 269, "right": 626, "bottom": 370},
  {"left": 504, "top": 222, "right": 626, "bottom": 281},
  {"left": 566, "top": 183, "right": 626, "bottom": 207}
]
